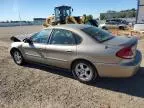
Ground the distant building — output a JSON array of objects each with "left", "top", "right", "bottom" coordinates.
[
  {"left": 33, "top": 18, "right": 46, "bottom": 25},
  {"left": 100, "top": 12, "right": 117, "bottom": 20},
  {"left": 0, "top": 21, "right": 33, "bottom": 27},
  {"left": 136, "top": 0, "right": 144, "bottom": 24},
  {"left": 134, "top": 0, "right": 144, "bottom": 31}
]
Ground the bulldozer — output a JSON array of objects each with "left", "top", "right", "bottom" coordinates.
[{"left": 43, "top": 5, "right": 98, "bottom": 27}]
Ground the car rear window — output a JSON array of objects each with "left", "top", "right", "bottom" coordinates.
[{"left": 81, "top": 27, "right": 114, "bottom": 42}]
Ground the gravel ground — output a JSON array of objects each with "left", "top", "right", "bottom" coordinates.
[{"left": 0, "top": 26, "right": 144, "bottom": 108}]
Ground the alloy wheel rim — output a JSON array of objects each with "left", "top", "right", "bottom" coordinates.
[
  {"left": 13, "top": 51, "right": 22, "bottom": 64},
  {"left": 75, "top": 63, "right": 93, "bottom": 81}
]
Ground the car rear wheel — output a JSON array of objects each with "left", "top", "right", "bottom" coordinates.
[
  {"left": 12, "top": 50, "right": 24, "bottom": 65},
  {"left": 72, "top": 61, "right": 97, "bottom": 83}
]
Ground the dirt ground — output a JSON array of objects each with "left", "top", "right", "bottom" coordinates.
[
  {"left": 109, "top": 28, "right": 144, "bottom": 39},
  {"left": 0, "top": 26, "right": 144, "bottom": 108}
]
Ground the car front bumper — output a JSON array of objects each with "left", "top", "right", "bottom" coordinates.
[{"left": 95, "top": 50, "right": 142, "bottom": 77}]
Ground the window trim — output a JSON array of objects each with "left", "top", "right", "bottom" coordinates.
[{"left": 48, "top": 28, "right": 80, "bottom": 46}]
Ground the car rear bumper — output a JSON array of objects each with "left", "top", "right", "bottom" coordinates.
[{"left": 95, "top": 50, "right": 142, "bottom": 77}]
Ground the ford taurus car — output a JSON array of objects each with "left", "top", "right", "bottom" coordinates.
[{"left": 10, "top": 24, "right": 142, "bottom": 83}]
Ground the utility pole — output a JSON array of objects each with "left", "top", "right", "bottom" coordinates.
[{"left": 18, "top": 10, "right": 22, "bottom": 27}]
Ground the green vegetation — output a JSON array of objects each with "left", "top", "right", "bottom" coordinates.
[
  {"left": 83, "top": 14, "right": 93, "bottom": 23},
  {"left": 100, "top": 8, "right": 136, "bottom": 20}
]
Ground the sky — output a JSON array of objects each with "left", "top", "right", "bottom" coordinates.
[{"left": 0, "top": 0, "right": 137, "bottom": 21}]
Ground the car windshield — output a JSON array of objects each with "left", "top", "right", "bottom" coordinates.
[{"left": 82, "top": 27, "right": 114, "bottom": 42}]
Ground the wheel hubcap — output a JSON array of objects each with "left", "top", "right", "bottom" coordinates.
[
  {"left": 75, "top": 63, "right": 93, "bottom": 81},
  {"left": 13, "top": 51, "right": 22, "bottom": 64}
]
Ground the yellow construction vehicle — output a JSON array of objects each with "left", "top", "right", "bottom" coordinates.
[{"left": 43, "top": 5, "right": 98, "bottom": 27}]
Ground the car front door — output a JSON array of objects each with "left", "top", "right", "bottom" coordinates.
[
  {"left": 22, "top": 29, "right": 52, "bottom": 63},
  {"left": 44, "top": 29, "right": 77, "bottom": 69}
]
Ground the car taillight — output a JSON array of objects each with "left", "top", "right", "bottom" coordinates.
[{"left": 116, "top": 46, "right": 134, "bottom": 59}]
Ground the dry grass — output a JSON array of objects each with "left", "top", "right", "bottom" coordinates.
[{"left": 109, "top": 28, "right": 144, "bottom": 40}]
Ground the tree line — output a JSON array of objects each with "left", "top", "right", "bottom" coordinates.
[{"left": 100, "top": 8, "right": 136, "bottom": 20}]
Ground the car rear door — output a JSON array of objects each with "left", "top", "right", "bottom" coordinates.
[
  {"left": 44, "top": 29, "right": 77, "bottom": 69},
  {"left": 22, "top": 29, "right": 52, "bottom": 63}
]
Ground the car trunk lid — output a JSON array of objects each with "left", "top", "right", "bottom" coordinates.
[
  {"left": 103, "top": 36, "right": 138, "bottom": 47},
  {"left": 103, "top": 36, "right": 138, "bottom": 59}
]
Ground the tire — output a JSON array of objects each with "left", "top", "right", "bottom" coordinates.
[
  {"left": 11, "top": 50, "right": 24, "bottom": 65},
  {"left": 72, "top": 60, "right": 97, "bottom": 83}
]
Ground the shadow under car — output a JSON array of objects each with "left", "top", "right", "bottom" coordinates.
[{"left": 23, "top": 63, "right": 144, "bottom": 98}]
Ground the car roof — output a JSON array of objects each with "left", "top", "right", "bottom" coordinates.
[{"left": 45, "top": 24, "right": 91, "bottom": 31}]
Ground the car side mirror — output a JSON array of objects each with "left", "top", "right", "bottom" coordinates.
[{"left": 24, "top": 38, "right": 33, "bottom": 44}]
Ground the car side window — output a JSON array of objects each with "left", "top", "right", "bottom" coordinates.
[
  {"left": 73, "top": 33, "right": 82, "bottom": 44},
  {"left": 30, "top": 29, "right": 52, "bottom": 44},
  {"left": 50, "top": 29, "right": 76, "bottom": 45}
]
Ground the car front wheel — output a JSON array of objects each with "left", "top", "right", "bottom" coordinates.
[
  {"left": 12, "top": 50, "right": 24, "bottom": 65},
  {"left": 72, "top": 61, "right": 97, "bottom": 83}
]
